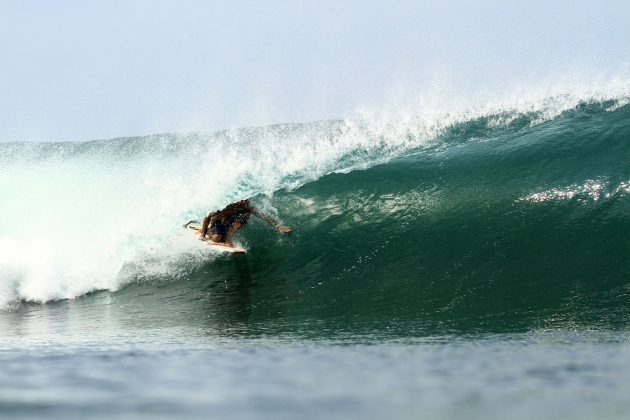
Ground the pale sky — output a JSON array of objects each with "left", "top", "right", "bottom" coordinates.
[{"left": 1, "top": 0, "right": 629, "bottom": 142}]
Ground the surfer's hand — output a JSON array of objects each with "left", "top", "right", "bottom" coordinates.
[{"left": 277, "top": 225, "right": 292, "bottom": 234}]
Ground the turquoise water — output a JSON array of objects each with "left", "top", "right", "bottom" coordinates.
[{"left": 1, "top": 95, "right": 630, "bottom": 418}]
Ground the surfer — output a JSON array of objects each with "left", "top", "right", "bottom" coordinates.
[{"left": 198, "top": 199, "right": 291, "bottom": 244}]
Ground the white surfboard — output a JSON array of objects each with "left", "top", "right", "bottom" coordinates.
[{"left": 183, "top": 221, "right": 246, "bottom": 254}]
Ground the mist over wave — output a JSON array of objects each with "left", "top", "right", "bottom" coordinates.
[{"left": 1, "top": 84, "right": 629, "bottom": 311}]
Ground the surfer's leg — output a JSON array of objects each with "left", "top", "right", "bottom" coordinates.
[{"left": 210, "top": 234, "right": 224, "bottom": 242}]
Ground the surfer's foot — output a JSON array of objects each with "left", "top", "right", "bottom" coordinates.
[{"left": 277, "top": 225, "right": 292, "bottom": 234}]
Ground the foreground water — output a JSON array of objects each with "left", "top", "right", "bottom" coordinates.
[
  {"left": 2, "top": 94, "right": 630, "bottom": 418},
  {"left": 2, "top": 292, "right": 630, "bottom": 419}
]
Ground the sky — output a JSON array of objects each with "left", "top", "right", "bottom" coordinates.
[{"left": 1, "top": 0, "right": 629, "bottom": 142}]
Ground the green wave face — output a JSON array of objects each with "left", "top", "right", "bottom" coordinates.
[{"left": 238, "top": 102, "right": 630, "bottom": 336}]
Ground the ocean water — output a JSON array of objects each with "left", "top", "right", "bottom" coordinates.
[{"left": 1, "top": 90, "right": 630, "bottom": 419}]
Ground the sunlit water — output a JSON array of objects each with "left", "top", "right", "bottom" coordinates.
[{"left": 2, "top": 291, "right": 630, "bottom": 420}]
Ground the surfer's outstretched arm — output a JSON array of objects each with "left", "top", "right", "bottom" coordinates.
[{"left": 252, "top": 207, "right": 292, "bottom": 234}]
